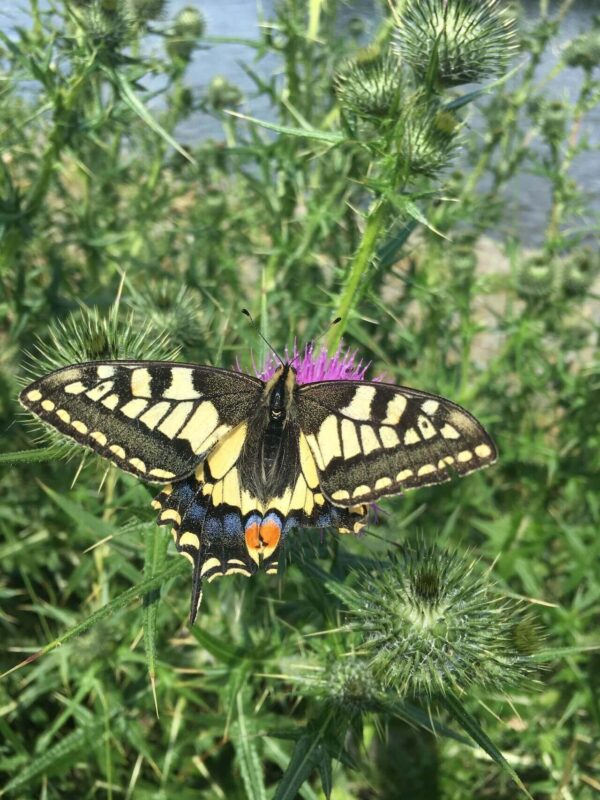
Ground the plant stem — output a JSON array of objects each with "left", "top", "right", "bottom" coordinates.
[{"left": 327, "top": 200, "right": 387, "bottom": 352}]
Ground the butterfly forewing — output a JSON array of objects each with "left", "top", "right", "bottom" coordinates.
[
  {"left": 297, "top": 380, "right": 497, "bottom": 506},
  {"left": 20, "top": 361, "right": 263, "bottom": 482}
]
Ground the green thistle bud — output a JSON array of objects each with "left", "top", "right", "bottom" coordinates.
[
  {"left": 394, "top": 0, "right": 517, "bottom": 87},
  {"left": 205, "top": 76, "right": 243, "bottom": 111},
  {"left": 166, "top": 6, "right": 205, "bottom": 64},
  {"left": 317, "top": 656, "right": 384, "bottom": 715},
  {"left": 514, "top": 253, "right": 560, "bottom": 301},
  {"left": 21, "top": 301, "right": 179, "bottom": 456},
  {"left": 563, "top": 30, "right": 600, "bottom": 71},
  {"left": 335, "top": 50, "right": 403, "bottom": 119},
  {"left": 561, "top": 249, "right": 600, "bottom": 298},
  {"left": 129, "top": 282, "right": 205, "bottom": 349},
  {"left": 347, "top": 541, "right": 541, "bottom": 697},
  {"left": 76, "top": 0, "right": 136, "bottom": 50},
  {"left": 125, "top": 0, "right": 168, "bottom": 25},
  {"left": 394, "top": 101, "right": 460, "bottom": 176}
]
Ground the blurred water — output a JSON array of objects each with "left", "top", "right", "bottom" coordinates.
[{"left": 2, "top": 0, "right": 598, "bottom": 244}]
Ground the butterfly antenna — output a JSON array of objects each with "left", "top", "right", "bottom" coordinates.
[
  {"left": 292, "top": 317, "right": 342, "bottom": 367},
  {"left": 242, "top": 308, "right": 285, "bottom": 367}
]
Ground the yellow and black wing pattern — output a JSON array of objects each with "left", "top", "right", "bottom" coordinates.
[
  {"left": 296, "top": 380, "right": 497, "bottom": 505},
  {"left": 20, "top": 362, "right": 496, "bottom": 623},
  {"left": 20, "top": 361, "right": 263, "bottom": 482}
]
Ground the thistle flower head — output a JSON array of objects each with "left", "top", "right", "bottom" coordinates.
[
  {"left": 256, "top": 342, "right": 373, "bottom": 385},
  {"left": 563, "top": 29, "right": 600, "bottom": 71},
  {"left": 394, "top": 0, "right": 517, "bottom": 87},
  {"left": 166, "top": 6, "right": 205, "bottom": 64},
  {"left": 394, "top": 100, "right": 460, "bottom": 176},
  {"left": 348, "top": 541, "right": 541, "bottom": 697},
  {"left": 335, "top": 48, "right": 404, "bottom": 119},
  {"left": 514, "top": 253, "right": 560, "bottom": 301},
  {"left": 310, "top": 656, "right": 385, "bottom": 715},
  {"left": 128, "top": 281, "right": 205, "bottom": 349}
]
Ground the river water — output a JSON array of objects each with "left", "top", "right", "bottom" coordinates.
[{"left": 2, "top": 0, "right": 599, "bottom": 244}]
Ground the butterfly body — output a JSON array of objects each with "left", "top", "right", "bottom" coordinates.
[{"left": 20, "top": 357, "right": 497, "bottom": 622}]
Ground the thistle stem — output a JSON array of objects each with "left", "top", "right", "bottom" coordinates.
[{"left": 327, "top": 200, "right": 386, "bottom": 352}]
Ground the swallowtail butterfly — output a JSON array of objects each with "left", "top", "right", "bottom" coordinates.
[{"left": 20, "top": 359, "right": 496, "bottom": 622}]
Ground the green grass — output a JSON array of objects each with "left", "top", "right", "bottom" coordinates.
[{"left": 1, "top": 0, "right": 599, "bottom": 797}]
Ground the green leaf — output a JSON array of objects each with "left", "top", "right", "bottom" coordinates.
[
  {"left": 0, "top": 718, "right": 107, "bottom": 797},
  {"left": 440, "top": 692, "right": 533, "bottom": 800},
  {"left": 143, "top": 524, "right": 169, "bottom": 713},
  {"left": 107, "top": 68, "right": 196, "bottom": 164},
  {"left": 224, "top": 110, "right": 345, "bottom": 144},
  {"left": 40, "top": 482, "right": 115, "bottom": 540},
  {"left": 0, "top": 560, "right": 187, "bottom": 681},
  {"left": 233, "top": 691, "right": 267, "bottom": 800},
  {"left": 444, "top": 61, "right": 525, "bottom": 112},
  {"left": 274, "top": 711, "right": 334, "bottom": 800},
  {"left": 387, "top": 193, "right": 449, "bottom": 240},
  {"left": 0, "top": 446, "right": 67, "bottom": 465}
]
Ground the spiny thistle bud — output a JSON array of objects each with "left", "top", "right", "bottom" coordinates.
[
  {"left": 393, "top": 0, "right": 517, "bottom": 87},
  {"left": 348, "top": 542, "right": 541, "bottom": 697},
  {"left": 21, "top": 303, "right": 179, "bottom": 456},
  {"left": 205, "top": 76, "right": 243, "bottom": 111},
  {"left": 563, "top": 29, "right": 600, "bottom": 71},
  {"left": 77, "top": 0, "right": 136, "bottom": 50},
  {"left": 166, "top": 6, "right": 205, "bottom": 64},
  {"left": 514, "top": 253, "right": 560, "bottom": 301},
  {"left": 125, "top": 0, "right": 168, "bottom": 25},
  {"left": 316, "top": 656, "right": 384, "bottom": 714},
  {"left": 334, "top": 49, "right": 403, "bottom": 119},
  {"left": 561, "top": 249, "right": 600, "bottom": 298},
  {"left": 394, "top": 101, "right": 460, "bottom": 176},
  {"left": 129, "top": 282, "right": 205, "bottom": 349}
]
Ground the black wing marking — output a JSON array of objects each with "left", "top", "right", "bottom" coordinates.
[
  {"left": 297, "top": 380, "right": 497, "bottom": 505},
  {"left": 20, "top": 361, "right": 263, "bottom": 482}
]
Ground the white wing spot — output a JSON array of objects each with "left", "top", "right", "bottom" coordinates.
[
  {"left": 97, "top": 366, "right": 115, "bottom": 379},
  {"left": 360, "top": 424, "right": 380, "bottom": 455},
  {"left": 475, "top": 443, "right": 492, "bottom": 458},
  {"left": 396, "top": 469, "right": 413, "bottom": 481},
  {"left": 457, "top": 450, "right": 473, "bottom": 463},
  {"left": 109, "top": 444, "right": 126, "bottom": 459},
  {"left": 440, "top": 424, "right": 460, "bottom": 440},
  {"left": 149, "top": 468, "right": 176, "bottom": 479},
  {"left": 422, "top": 399, "right": 439, "bottom": 416},
  {"left": 129, "top": 457, "right": 147, "bottom": 473},
  {"left": 120, "top": 399, "right": 148, "bottom": 419},
  {"left": 90, "top": 431, "right": 107, "bottom": 446},
  {"left": 130, "top": 368, "right": 152, "bottom": 398},
  {"left": 72, "top": 420, "right": 88, "bottom": 434},
  {"left": 41, "top": 400, "right": 55, "bottom": 411},
  {"left": 86, "top": 381, "right": 113, "bottom": 402},
  {"left": 317, "top": 415, "right": 342, "bottom": 467},
  {"left": 140, "top": 402, "right": 171, "bottom": 430},
  {"left": 417, "top": 415, "right": 437, "bottom": 440},
  {"left": 64, "top": 381, "right": 87, "bottom": 395},
  {"left": 417, "top": 463, "right": 436, "bottom": 476},
  {"left": 341, "top": 419, "right": 361, "bottom": 459},
  {"left": 331, "top": 489, "right": 350, "bottom": 501},
  {"left": 101, "top": 394, "right": 120, "bottom": 410},
  {"left": 340, "top": 385, "right": 377, "bottom": 420},
  {"left": 26, "top": 389, "right": 42, "bottom": 402},
  {"left": 383, "top": 394, "right": 407, "bottom": 425},
  {"left": 163, "top": 368, "right": 202, "bottom": 400},
  {"left": 404, "top": 428, "right": 420, "bottom": 445},
  {"left": 380, "top": 426, "right": 400, "bottom": 448}
]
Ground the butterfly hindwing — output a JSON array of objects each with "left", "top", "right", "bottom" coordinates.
[
  {"left": 20, "top": 361, "right": 263, "bottom": 482},
  {"left": 297, "top": 380, "right": 497, "bottom": 505}
]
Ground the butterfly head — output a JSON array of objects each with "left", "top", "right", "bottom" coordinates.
[{"left": 264, "top": 363, "right": 297, "bottom": 421}]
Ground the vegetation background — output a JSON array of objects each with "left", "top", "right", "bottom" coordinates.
[{"left": 0, "top": 0, "right": 598, "bottom": 797}]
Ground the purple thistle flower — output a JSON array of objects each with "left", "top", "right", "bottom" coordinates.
[{"left": 255, "top": 342, "right": 374, "bottom": 385}]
